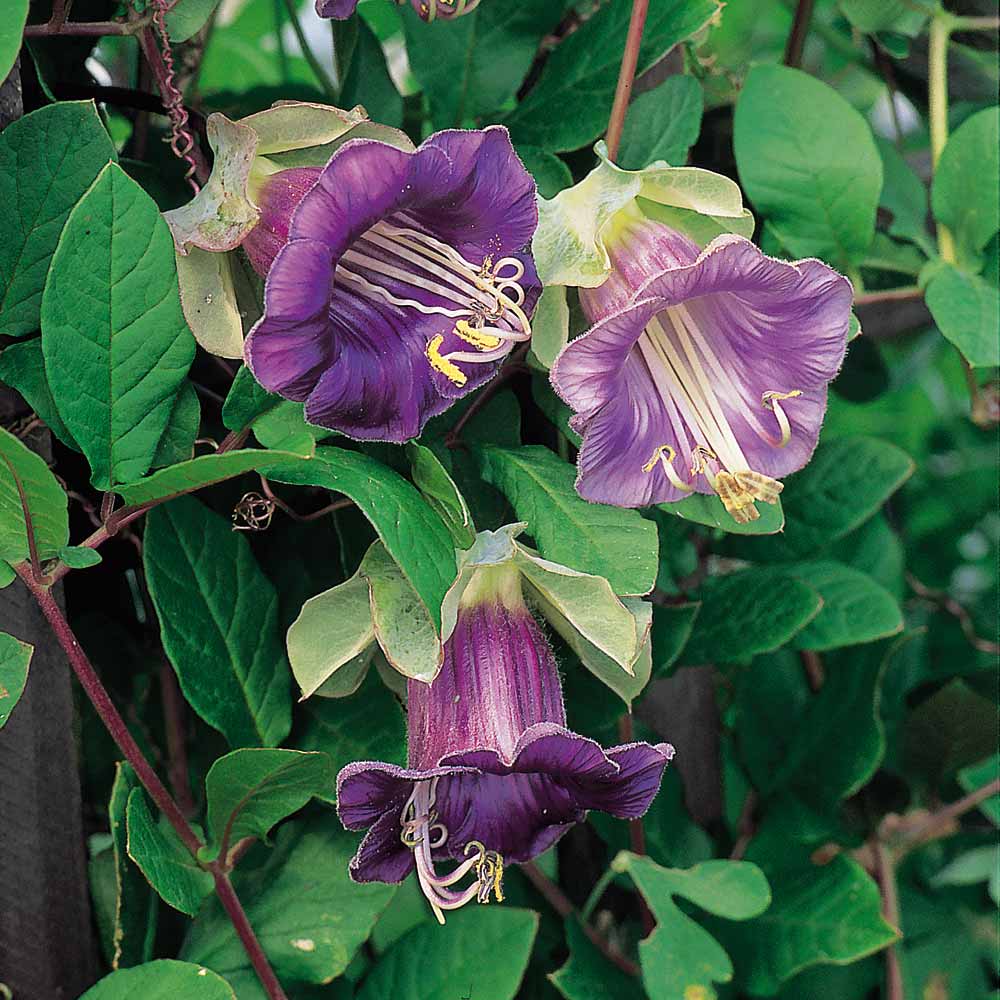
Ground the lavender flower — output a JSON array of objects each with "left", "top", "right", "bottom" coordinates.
[
  {"left": 316, "top": 0, "right": 479, "bottom": 21},
  {"left": 336, "top": 561, "right": 672, "bottom": 923},
  {"left": 550, "top": 207, "right": 853, "bottom": 520},
  {"left": 243, "top": 126, "right": 539, "bottom": 442}
]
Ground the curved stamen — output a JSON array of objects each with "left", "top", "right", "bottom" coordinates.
[
  {"left": 401, "top": 779, "right": 505, "bottom": 925},
  {"left": 761, "top": 390, "right": 802, "bottom": 448},
  {"left": 642, "top": 444, "right": 695, "bottom": 493}
]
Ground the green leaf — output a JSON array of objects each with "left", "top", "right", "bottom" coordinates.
[
  {"left": 876, "top": 137, "right": 934, "bottom": 256},
  {"left": 659, "top": 491, "right": 785, "bottom": 535},
  {"left": 925, "top": 264, "right": 1000, "bottom": 368},
  {"left": 734, "top": 436, "right": 914, "bottom": 561},
  {"left": 477, "top": 445, "right": 658, "bottom": 596},
  {"left": 931, "top": 107, "right": 1000, "bottom": 261},
  {"left": 174, "top": 246, "right": 246, "bottom": 360},
  {"left": 683, "top": 568, "right": 822, "bottom": 664},
  {"left": 287, "top": 572, "right": 375, "bottom": 699},
  {"left": 650, "top": 602, "right": 700, "bottom": 678},
  {"left": 958, "top": 754, "right": 1000, "bottom": 825},
  {"left": 618, "top": 75, "right": 704, "bottom": 170},
  {"left": 204, "top": 749, "right": 335, "bottom": 857},
  {"left": 930, "top": 845, "right": 999, "bottom": 891},
  {"left": 182, "top": 817, "right": 395, "bottom": 985},
  {"left": 107, "top": 763, "right": 156, "bottom": 969},
  {"left": 166, "top": 0, "right": 223, "bottom": 43},
  {"left": 789, "top": 561, "right": 903, "bottom": 651},
  {"left": 0, "top": 339, "right": 79, "bottom": 450},
  {"left": 739, "top": 643, "right": 889, "bottom": 803},
  {"left": 734, "top": 65, "right": 882, "bottom": 266},
  {"left": 722, "top": 855, "right": 897, "bottom": 993},
  {"left": 264, "top": 448, "right": 458, "bottom": 632},
  {"left": 407, "top": 442, "right": 475, "bottom": 548},
  {"left": 0, "top": 425, "right": 69, "bottom": 564},
  {"left": 839, "top": 0, "right": 926, "bottom": 34},
  {"left": 504, "top": 0, "right": 720, "bottom": 152},
  {"left": 361, "top": 542, "right": 442, "bottom": 682},
  {"left": 152, "top": 381, "right": 200, "bottom": 469},
  {"left": 57, "top": 545, "right": 103, "bottom": 569},
  {"left": 526, "top": 284, "right": 569, "bottom": 371},
  {"left": 516, "top": 146, "right": 573, "bottom": 199},
  {"left": 356, "top": 906, "right": 539, "bottom": 1000},
  {"left": 80, "top": 960, "right": 236, "bottom": 1000},
  {"left": 614, "top": 853, "right": 771, "bottom": 1000},
  {"left": 0, "top": 0, "right": 28, "bottom": 81},
  {"left": 515, "top": 544, "right": 644, "bottom": 683},
  {"left": 41, "top": 162, "right": 196, "bottom": 489},
  {"left": 549, "top": 917, "right": 636, "bottom": 1000},
  {"left": 0, "top": 100, "right": 116, "bottom": 337},
  {"left": 297, "top": 668, "right": 406, "bottom": 797},
  {"left": 401, "top": 1, "right": 564, "bottom": 129},
  {"left": 144, "top": 496, "right": 291, "bottom": 748},
  {"left": 0, "top": 631, "right": 31, "bottom": 729},
  {"left": 222, "top": 365, "right": 283, "bottom": 433},
  {"left": 125, "top": 790, "right": 213, "bottom": 917},
  {"left": 116, "top": 448, "right": 309, "bottom": 507},
  {"left": 339, "top": 18, "right": 403, "bottom": 127}
]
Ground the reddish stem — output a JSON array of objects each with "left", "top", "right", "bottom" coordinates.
[
  {"left": 783, "top": 0, "right": 816, "bottom": 68},
  {"left": 617, "top": 713, "right": 654, "bottom": 936},
  {"left": 872, "top": 839, "right": 903, "bottom": 1000},
  {"left": 160, "top": 658, "right": 195, "bottom": 817},
  {"left": 604, "top": 0, "right": 650, "bottom": 161},
  {"left": 24, "top": 17, "right": 150, "bottom": 36},
  {"left": 213, "top": 872, "right": 289, "bottom": 1000},
  {"left": 20, "top": 568, "right": 203, "bottom": 857},
  {"left": 520, "top": 862, "right": 641, "bottom": 978}
]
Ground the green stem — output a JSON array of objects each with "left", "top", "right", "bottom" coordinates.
[
  {"left": 581, "top": 867, "right": 618, "bottom": 922},
  {"left": 280, "top": 0, "right": 338, "bottom": 100},
  {"left": 927, "top": 8, "right": 989, "bottom": 424}
]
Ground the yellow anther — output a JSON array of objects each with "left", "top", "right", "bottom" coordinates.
[
  {"left": 426, "top": 335, "right": 467, "bottom": 387},
  {"left": 690, "top": 445, "right": 717, "bottom": 476},
  {"left": 715, "top": 471, "right": 760, "bottom": 524},
  {"left": 642, "top": 444, "right": 695, "bottom": 492},
  {"left": 454, "top": 319, "right": 501, "bottom": 351},
  {"left": 735, "top": 470, "right": 784, "bottom": 505},
  {"left": 762, "top": 390, "right": 802, "bottom": 408},
  {"left": 642, "top": 444, "right": 676, "bottom": 473}
]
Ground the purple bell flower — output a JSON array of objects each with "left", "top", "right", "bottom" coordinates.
[
  {"left": 316, "top": 0, "right": 479, "bottom": 21},
  {"left": 336, "top": 563, "right": 672, "bottom": 923},
  {"left": 550, "top": 207, "right": 853, "bottom": 520},
  {"left": 243, "top": 126, "right": 539, "bottom": 442}
]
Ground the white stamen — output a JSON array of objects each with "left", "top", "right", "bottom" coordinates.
[
  {"left": 762, "top": 390, "right": 801, "bottom": 447},
  {"left": 400, "top": 779, "right": 504, "bottom": 925}
]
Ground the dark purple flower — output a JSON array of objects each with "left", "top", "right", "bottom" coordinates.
[
  {"left": 336, "top": 565, "right": 672, "bottom": 922},
  {"left": 243, "top": 127, "right": 539, "bottom": 442},
  {"left": 550, "top": 216, "right": 853, "bottom": 520},
  {"left": 316, "top": 0, "right": 479, "bottom": 21}
]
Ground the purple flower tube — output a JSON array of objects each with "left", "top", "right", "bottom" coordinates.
[{"left": 337, "top": 563, "right": 672, "bottom": 923}]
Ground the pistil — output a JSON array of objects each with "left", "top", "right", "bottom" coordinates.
[{"left": 400, "top": 778, "right": 505, "bottom": 924}]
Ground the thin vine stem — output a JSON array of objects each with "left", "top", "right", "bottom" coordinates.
[
  {"left": 520, "top": 862, "right": 641, "bottom": 978},
  {"left": 783, "top": 0, "right": 816, "bottom": 68},
  {"left": 604, "top": 0, "right": 650, "bottom": 160},
  {"left": 14, "top": 554, "right": 290, "bottom": 1000},
  {"left": 280, "top": 0, "right": 339, "bottom": 100},
  {"left": 927, "top": 9, "right": 991, "bottom": 425}
]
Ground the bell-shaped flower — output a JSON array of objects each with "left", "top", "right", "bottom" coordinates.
[
  {"left": 288, "top": 525, "right": 670, "bottom": 922},
  {"left": 317, "top": 0, "right": 479, "bottom": 21},
  {"left": 243, "top": 126, "right": 540, "bottom": 442},
  {"left": 540, "top": 147, "right": 853, "bottom": 520},
  {"left": 163, "top": 101, "right": 409, "bottom": 360}
]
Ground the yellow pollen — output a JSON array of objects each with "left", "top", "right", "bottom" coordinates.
[
  {"left": 762, "top": 390, "right": 802, "bottom": 407},
  {"left": 454, "top": 319, "right": 501, "bottom": 351},
  {"left": 426, "top": 335, "right": 467, "bottom": 386}
]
